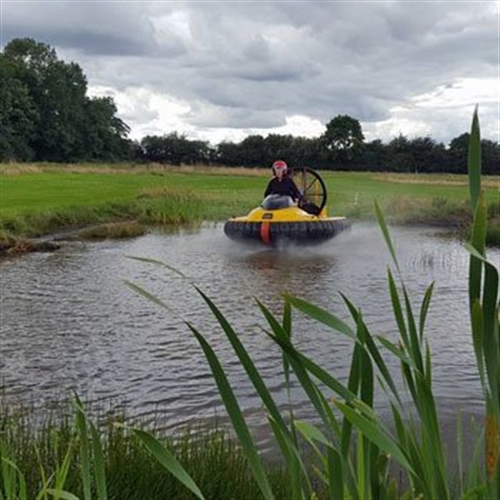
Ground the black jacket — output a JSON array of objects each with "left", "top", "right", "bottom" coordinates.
[{"left": 264, "top": 176, "right": 302, "bottom": 201}]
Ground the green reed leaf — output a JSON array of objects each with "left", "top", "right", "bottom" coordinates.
[
  {"left": 468, "top": 104, "right": 482, "bottom": 210},
  {"left": 125, "top": 255, "right": 187, "bottom": 277},
  {"left": 284, "top": 295, "right": 356, "bottom": 340},
  {"left": 89, "top": 421, "right": 107, "bottom": 500},
  {"left": 341, "top": 340, "right": 361, "bottom": 458},
  {"left": 335, "top": 401, "right": 414, "bottom": 474},
  {"left": 196, "top": 288, "right": 307, "bottom": 487},
  {"left": 186, "top": 323, "right": 274, "bottom": 500},
  {"left": 377, "top": 337, "right": 417, "bottom": 371},
  {"left": 73, "top": 397, "right": 91, "bottom": 500},
  {"left": 45, "top": 490, "right": 80, "bottom": 500},
  {"left": 124, "top": 281, "right": 175, "bottom": 313},
  {"left": 483, "top": 261, "right": 500, "bottom": 413},
  {"left": 358, "top": 322, "right": 374, "bottom": 409},
  {"left": 388, "top": 270, "right": 410, "bottom": 351},
  {"left": 265, "top": 328, "right": 355, "bottom": 403},
  {"left": 341, "top": 293, "right": 402, "bottom": 405},
  {"left": 1, "top": 457, "right": 27, "bottom": 500},
  {"left": 131, "top": 428, "right": 205, "bottom": 500},
  {"left": 295, "top": 420, "right": 331, "bottom": 448},
  {"left": 471, "top": 299, "right": 486, "bottom": 389},
  {"left": 53, "top": 440, "right": 74, "bottom": 498},
  {"left": 268, "top": 416, "right": 311, "bottom": 499},
  {"left": 327, "top": 446, "right": 344, "bottom": 500},
  {"left": 282, "top": 299, "right": 292, "bottom": 340},
  {"left": 375, "top": 200, "right": 401, "bottom": 274},
  {"left": 196, "top": 288, "right": 288, "bottom": 432},
  {"left": 282, "top": 300, "right": 293, "bottom": 421},
  {"left": 468, "top": 194, "right": 487, "bottom": 310},
  {"left": 419, "top": 282, "right": 434, "bottom": 342}
]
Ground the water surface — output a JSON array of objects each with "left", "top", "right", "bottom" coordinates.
[{"left": 1, "top": 223, "right": 493, "bottom": 449}]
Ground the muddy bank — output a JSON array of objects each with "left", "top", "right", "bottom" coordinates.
[{"left": 0, "top": 221, "right": 146, "bottom": 259}]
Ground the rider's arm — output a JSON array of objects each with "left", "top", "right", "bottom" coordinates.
[{"left": 290, "top": 179, "right": 302, "bottom": 202}]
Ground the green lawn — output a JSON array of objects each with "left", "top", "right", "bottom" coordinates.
[{"left": 1, "top": 164, "right": 498, "bottom": 240}]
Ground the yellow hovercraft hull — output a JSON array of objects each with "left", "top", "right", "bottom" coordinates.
[{"left": 224, "top": 206, "right": 350, "bottom": 246}]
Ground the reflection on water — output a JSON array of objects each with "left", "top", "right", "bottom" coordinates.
[{"left": 1, "top": 223, "right": 496, "bottom": 447}]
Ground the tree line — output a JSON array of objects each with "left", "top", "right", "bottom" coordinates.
[{"left": 1, "top": 38, "right": 498, "bottom": 174}]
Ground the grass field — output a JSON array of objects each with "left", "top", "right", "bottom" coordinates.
[{"left": 1, "top": 163, "right": 498, "bottom": 244}]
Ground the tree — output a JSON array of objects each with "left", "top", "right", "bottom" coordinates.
[
  {"left": 359, "top": 139, "right": 387, "bottom": 171},
  {"left": 408, "top": 136, "right": 447, "bottom": 174},
  {"left": 239, "top": 135, "right": 267, "bottom": 167},
  {"left": 321, "top": 115, "right": 365, "bottom": 165},
  {"left": 448, "top": 133, "right": 470, "bottom": 174},
  {"left": 83, "top": 96, "right": 130, "bottom": 161},
  {"left": 1, "top": 37, "right": 132, "bottom": 162},
  {"left": 0, "top": 54, "right": 38, "bottom": 160},
  {"left": 481, "top": 139, "right": 500, "bottom": 175},
  {"left": 387, "top": 135, "right": 413, "bottom": 172},
  {"left": 140, "top": 132, "right": 211, "bottom": 165}
]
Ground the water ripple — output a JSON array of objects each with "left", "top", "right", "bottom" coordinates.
[{"left": 1, "top": 223, "right": 497, "bottom": 441}]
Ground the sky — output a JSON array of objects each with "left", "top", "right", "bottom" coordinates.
[{"left": 1, "top": 0, "right": 499, "bottom": 146}]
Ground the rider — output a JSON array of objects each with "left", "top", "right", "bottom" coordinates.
[{"left": 264, "top": 160, "right": 302, "bottom": 203}]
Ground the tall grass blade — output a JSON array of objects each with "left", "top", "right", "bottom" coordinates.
[
  {"left": 466, "top": 107, "right": 499, "bottom": 482},
  {"left": 283, "top": 295, "right": 356, "bottom": 340},
  {"left": 327, "top": 446, "right": 344, "bottom": 500},
  {"left": 339, "top": 325, "right": 364, "bottom": 459},
  {"left": 387, "top": 270, "right": 410, "bottom": 351},
  {"left": 334, "top": 401, "right": 414, "bottom": 474},
  {"left": 196, "top": 289, "right": 288, "bottom": 431},
  {"left": 89, "top": 422, "right": 107, "bottom": 500},
  {"left": 281, "top": 300, "right": 293, "bottom": 424},
  {"left": 269, "top": 332, "right": 356, "bottom": 403},
  {"left": 73, "top": 397, "right": 92, "bottom": 500},
  {"left": 483, "top": 265, "right": 500, "bottom": 414},
  {"left": 259, "top": 301, "right": 357, "bottom": 445},
  {"left": 374, "top": 200, "right": 401, "bottom": 274},
  {"left": 402, "top": 287, "right": 424, "bottom": 373},
  {"left": 130, "top": 428, "right": 205, "bottom": 500},
  {"left": 341, "top": 293, "right": 402, "bottom": 404},
  {"left": 195, "top": 289, "right": 310, "bottom": 494},
  {"left": 295, "top": 420, "right": 331, "bottom": 448},
  {"left": 419, "top": 283, "right": 434, "bottom": 342},
  {"left": 268, "top": 417, "right": 310, "bottom": 499},
  {"left": 468, "top": 195, "right": 486, "bottom": 309},
  {"left": 377, "top": 337, "right": 417, "bottom": 371},
  {"left": 124, "top": 281, "right": 175, "bottom": 313},
  {"left": 186, "top": 323, "right": 274, "bottom": 500},
  {"left": 468, "top": 104, "right": 481, "bottom": 210},
  {"left": 45, "top": 490, "right": 80, "bottom": 500},
  {"left": 1, "top": 457, "right": 27, "bottom": 500},
  {"left": 52, "top": 440, "right": 75, "bottom": 500},
  {"left": 125, "top": 256, "right": 187, "bottom": 277},
  {"left": 470, "top": 299, "right": 486, "bottom": 388}
]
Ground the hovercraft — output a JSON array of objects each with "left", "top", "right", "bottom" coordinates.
[{"left": 224, "top": 167, "right": 350, "bottom": 246}]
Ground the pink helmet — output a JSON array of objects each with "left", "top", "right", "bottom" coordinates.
[{"left": 272, "top": 160, "right": 288, "bottom": 175}]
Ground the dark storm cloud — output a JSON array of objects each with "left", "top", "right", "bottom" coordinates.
[{"left": 2, "top": 1, "right": 159, "bottom": 56}]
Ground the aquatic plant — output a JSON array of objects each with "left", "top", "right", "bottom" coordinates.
[
  {"left": 0, "top": 398, "right": 290, "bottom": 499},
  {"left": 128, "top": 107, "right": 498, "bottom": 499}
]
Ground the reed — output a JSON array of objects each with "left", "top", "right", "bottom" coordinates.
[
  {"left": 0, "top": 398, "right": 291, "bottom": 499},
  {"left": 126, "top": 107, "right": 498, "bottom": 499},
  {"left": 1, "top": 109, "right": 498, "bottom": 498}
]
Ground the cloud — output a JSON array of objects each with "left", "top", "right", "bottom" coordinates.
[{"left": 2, "top": 0, "right": 498, "bottom": 144}]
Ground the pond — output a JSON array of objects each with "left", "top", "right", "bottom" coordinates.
[{"left": 1, "top": 223, "right": 494, "bottom": 453}]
